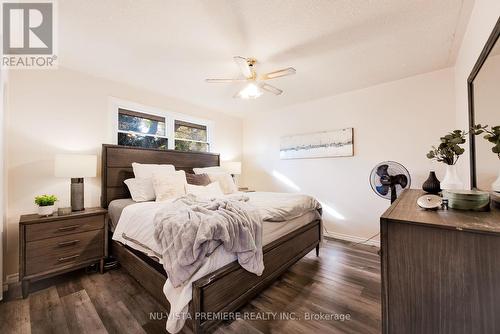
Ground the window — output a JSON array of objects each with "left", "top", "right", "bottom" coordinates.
[
  {"left": 174, "top": 120, "right": 209, "bottom": 152},
  {"left": 117, "top": 109, "right": 168, "bottom": 149},
  {"left": 113, "top": 102, "right": 212, "bottom": 152}
]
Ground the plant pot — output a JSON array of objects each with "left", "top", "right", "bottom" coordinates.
[
  {"left": 441, "top": 164, "right": 463, "bottom": 190},
  {"left": 493, "top": 164, "right": 500, "bottom": 193},
  {"left": 422, "top": 171, "right": 441, "bottom": 194},
  {"left": 38, "top": 205, "right": 55, "bottom": 217}
]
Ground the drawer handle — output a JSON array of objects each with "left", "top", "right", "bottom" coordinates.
[
  {"left": 58, "top": 240, "right": 80, "bottom": 247},
  {"left": 57, "top": 254, "right": 79, "bottom": 262},
  {"left": 57, "top": 225, "right": 79, "bottom": 232}
]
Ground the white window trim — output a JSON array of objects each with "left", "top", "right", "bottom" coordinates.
[{"left": 108, "top": 97, "right": 213, "bottom": 151}]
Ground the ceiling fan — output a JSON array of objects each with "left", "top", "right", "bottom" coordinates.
[{"left": 205, "top": 56, "right": 296, "bottom": 99}]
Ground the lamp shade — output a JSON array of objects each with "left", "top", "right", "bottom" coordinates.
[
  {"left": 55, "top": 154, "right": 97, "bottom": 178},
  {"left": 221, "top": 161, "right": 241, "bottom": 175}
]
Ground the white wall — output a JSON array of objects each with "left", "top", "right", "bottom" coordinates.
[
  {"left": 454, "top": 0, "right": 500, "bottom": 187},
  {"left": 4, "top": 67, "right": 242, "bottom": 277},
  {"left": 242, "top": 68, "right": 456, "bottom": 244}
]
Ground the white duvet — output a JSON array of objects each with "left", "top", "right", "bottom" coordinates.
[
  {"left": 233, "top": 192, "right": 321, "bottom": 221},
  {"left": 112, "top": 191, "right": 321, "bottom": 333}
]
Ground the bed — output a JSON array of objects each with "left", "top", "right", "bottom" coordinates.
[{"left": 101, "top": 144, "right": 322, "bottom": 333}]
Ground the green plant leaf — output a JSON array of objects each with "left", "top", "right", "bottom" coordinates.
[{"left": 35, "top": 194, "right": 58, "bottom": 206}]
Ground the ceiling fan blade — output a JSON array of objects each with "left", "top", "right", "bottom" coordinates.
[
  {"left": 262, "top": 67, "right": 296, "bottom": 80},
  {"left": 260, "top": 83, "right": 283, "bottom": 95},
  {"left": 233, "top": 56, "right": 255, "bottom": 79},
  {"left": 205, "top": 78, "right": 248, "bottom": 83}
]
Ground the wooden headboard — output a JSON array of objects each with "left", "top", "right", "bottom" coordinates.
[{"left": 101, "top": 144, "right": 220, "bottom": 207}]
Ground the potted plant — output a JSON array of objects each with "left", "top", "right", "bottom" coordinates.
[
  {"left": 426, "top": 130, "right": 467, "bottom": 190},
  {"left": 35, "top": 195, "right": 58, "bottom": 216},
  {"left": 471, "top": 124, "right": 500, "bottom": 192}
]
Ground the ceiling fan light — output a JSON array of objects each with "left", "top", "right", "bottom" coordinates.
[{"left": 237, "top": 83, "right": 263, "bottom": 99}]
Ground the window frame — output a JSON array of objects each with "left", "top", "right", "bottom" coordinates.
[
  {"left": 109, "top": 97, "right": 213, "bottom": 151},
  {"left": 174, "top": 119, "right": 210, "bottom": 152},
  {"left": 117, "top": 108, "right": 168, "bottom": 146}
]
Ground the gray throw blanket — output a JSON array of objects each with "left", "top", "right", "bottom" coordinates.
[{"left": 153, "top": 194, "right": 264, "bottom": 288}]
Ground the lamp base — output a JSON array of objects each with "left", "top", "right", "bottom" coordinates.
[
  {"left": 71, "top": 178, "right": 84, "bottom": 211},
  {"left": 231, "top": 174, "right": 239, "bottom": 187}
]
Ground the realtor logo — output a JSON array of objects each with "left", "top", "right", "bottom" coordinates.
[{"left": 2, "top": 1, "right": 57, "bottom": 68}]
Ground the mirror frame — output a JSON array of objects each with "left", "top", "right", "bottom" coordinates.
[{"left": 467, "top": 17, "right": 500, "bottom": 189}]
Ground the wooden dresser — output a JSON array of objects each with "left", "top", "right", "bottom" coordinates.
[
  {"left": 380, "top": 189, "right": 500, "bottom": 334},
  {"left": 19, "top": 207, "right": 107, "bottom": 298}
]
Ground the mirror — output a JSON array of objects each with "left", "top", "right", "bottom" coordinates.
[{"left": 468, "top": 19, "right": 500, "bottom": 191}]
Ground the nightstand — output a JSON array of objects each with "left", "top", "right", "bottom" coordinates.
[{"left": 19, "top": 207, "right": 107, "bottom": 298}]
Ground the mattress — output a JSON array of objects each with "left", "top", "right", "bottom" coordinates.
[
  {"left": 113, "top": 202, "right": 320, "bottom": 263},
  {"left": 108, "top": 198, "right": 135, "bottom": 232},
  {"left": 262, "top": 210, "right": 319, "bottom": 245},
  {"left": 119, "top": 210, "right": 320, "bottom": 276}
]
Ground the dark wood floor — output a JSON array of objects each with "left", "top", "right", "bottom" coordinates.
[{"left": 0, "top": 239, "right": 381, "bottom": 334}]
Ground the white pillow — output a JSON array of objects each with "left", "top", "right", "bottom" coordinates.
[
  {"left": 132, "top": 162, "right": 175, "bottom": 179},
  {"left": 124, "top": 178, "right": 155, "bottom": 202},
  {"left": 186, "top": 182, "right": 224, "bottom": 199},
  {"left": 205, "top": 172, "right": 237, "bottom": 194},
  {"left": 152, "top": 170, "right": 187, "bottom": 202},
  {"left": 193, "top": 166, "right": 227, "bottom": 175}
]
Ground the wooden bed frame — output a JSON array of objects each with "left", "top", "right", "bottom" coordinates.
[{"left": 101, "top": 144, "right": 321, "bottom": 333}]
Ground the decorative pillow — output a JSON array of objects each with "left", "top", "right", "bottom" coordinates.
[
  {"left": 186, "top": 173, "right": 211, "bottom": 186},
  {"left": 186, "top": 182, "right": 224, "bottom": 199},
  {"left": 124, "top": 178, "right": 155, "bottom": 202},
  {"left": 193, "top": 166, "right": 227, "bottom": 175},
  {"left": 205, "top": 172, "right": 238, "bottom": 194},
  {"left": 132, "top": 162, "right": 175, "bottom": 179},
  {"left": 152, "top": 170, "right": 187, "bottom": 202},
  {"left": 192, "top": 167, "right": 237, "bottom": 194}
]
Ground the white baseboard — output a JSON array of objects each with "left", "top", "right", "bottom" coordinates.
[
  {"left": 3, "top": 273, "right": 19, "bottom": 291},
  {"left": 323, "top": 231, "right": 380, "bottom": 247}
]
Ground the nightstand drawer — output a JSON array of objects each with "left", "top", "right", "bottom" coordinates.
[
  {"left": 25, "top": 215, "right": 104, "bottom": 242},
  {"left": 25, "top": 230, "right": 104, "bottom": 275},
  {"left": 26, "top": 229, "right": 103, "bottom": 259}
]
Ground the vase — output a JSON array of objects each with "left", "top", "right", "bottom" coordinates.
[
  {"left": 441, "top": 164, "right": 464, "bottom": 190},
  {"left": 38, "top": 205, "right": 55, "bottom": 217},
  {"left": 422, "top": 171, "right": 441, "bottom": 194},
  {"left": 493, "top": 164, "right": 500, "bottom": 192}
]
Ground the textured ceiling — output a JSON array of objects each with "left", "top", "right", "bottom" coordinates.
[{"left": 58, "top": 0, "right": 473, "bottom": 115}]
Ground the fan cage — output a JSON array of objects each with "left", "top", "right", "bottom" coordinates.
[{"left": 369, "top": 161, "right": 411, "bottom": 200}]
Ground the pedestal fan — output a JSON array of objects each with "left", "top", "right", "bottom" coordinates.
[{"left": 370, "top": 161, "right": 411, "bottom": 203}]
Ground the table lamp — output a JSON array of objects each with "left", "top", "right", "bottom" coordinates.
[{"left": 55, "top": 154, "right": 97, "bottom": 211}]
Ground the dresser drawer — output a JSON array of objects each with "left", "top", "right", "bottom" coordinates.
[
  {"left": 25, "top": 215, "right": 104, "bottom": 242},
  {"left": 25, "top": 229, "right": 104, "bottom": 275}
]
